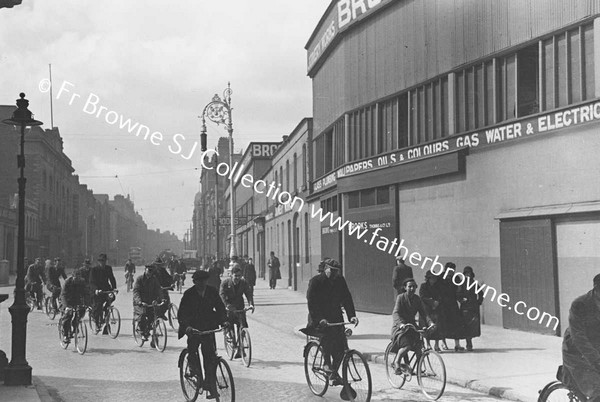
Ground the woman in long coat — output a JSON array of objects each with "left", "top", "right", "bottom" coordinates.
[
  {"left": 456, "top": 266, "right": 484, "bottom": 351},
  {"left": 439, "top": 262, "right": 465, "bottom": 351},
  {"left": 420, "top": 270, "right": 446, "bottom": 351}
]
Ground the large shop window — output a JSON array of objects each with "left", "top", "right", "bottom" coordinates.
[
  {"left": 314, "top": 117, "right": 345, "bottom": 179},
  {"left": 348, "top": 186, "right": 389, "bottom": 209}
]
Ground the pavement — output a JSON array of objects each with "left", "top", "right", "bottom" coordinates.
[{"left": 0, "top": 272, "right": 561, "bottom": 402}]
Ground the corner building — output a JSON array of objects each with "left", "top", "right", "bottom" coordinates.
[{"left": 307, "top": 0, "right": 600, "bottom": 335}]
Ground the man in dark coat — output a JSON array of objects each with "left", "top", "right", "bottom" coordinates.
[
  {"left": 133, "top": 263, "right": 164, "bottom": 344},
  {"left": 267, "top": 251, "right": 281, "bottom": 289},
  {"left": 78, "top": 258, "right": 93, "bottom": 306},
  {"left": 220, "top": 265, "right": 254, "bottom": 329},
  {"left": 153, "top": 258, "right": 172, "bottom": 319},
  {"left": 89, "top": 253, "right": 117, "bottom": 333},
  {"left": 25, "top": 258, "right": 45, "bottom": 310},
  {"left": 562, "top": 274, "right": 600, "bottom": 400},
  {"left": 306, "top": 259, "right": 358, "bottom": 385},
  {"left": 243, "top": 256, "right": 257, "bottom": 290},
  {"left": 392, "top": 257, "right": 413, "bottom": 298},
  {"left": 60, "top": 268, "right": 87, "bottom": 343},
  {"left": 207, "top": 261, "right": 222, "bottom": 290},
  {"left": 178, "top": 270, "right": 228, "bottom": 399},
  {"left": 46, "top": 259, "right": 65, "bottom": 312},
  {"left": 391, "top": 278, "right": 433, "bottom": 374}
]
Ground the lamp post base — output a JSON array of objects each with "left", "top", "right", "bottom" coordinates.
[{"left": 3, "top": 363, "right": 32, "bottom": 386}]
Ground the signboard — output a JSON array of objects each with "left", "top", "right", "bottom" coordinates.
[
  {"left": 307, "top": 0, "right": 393, "bottom": 72},
  {"left": 312, "top": 99, "right": 600, "bottom": 193},
  {"left": 214, "top": 217, "right": 248, "bottom": 226}
]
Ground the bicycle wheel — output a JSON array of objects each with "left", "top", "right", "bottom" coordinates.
[
  {"left": 223, "top": 328, "right": 235, "bottom": 360},
  {"left": 132, "top": 318, "right": 145, "bottom": 347},
  {"left": 179, "top": 349, "right": 200, "bottom": 402},
  {"left": 45, "top": 297, "right": 56, "bottom": 320},
  {"left": 75, "top": 320, "right": 88, "bottom": 355},
  {"left": 417, "top": 349, "right": 446, "bottom": 400},
  {"left": 538, "top": 381, "right": 584, "bottom": 402},
  {"left": 153, "top": 318, "right": 167, "bottom": 352},
  {"left": 215, "top": 357, "right": 235, "bottom": 402},
  {"left": 303, "top": 341, "right": 329, "bottom": 396},
  {"left": 168, "top": 303, "right": 179, "bottom": 331},
  {"left": 384, "top": 342, "right": 406, "bottom": 389},
  {"left": 107, "top": 307, "right": 121, "bottom": 339},
  {"left": 58, "top": 317, "right": 69, "bottom": 349},
  {"left": 88, "top": 309, "right": 98, "bottom": 334},
  {"left": 240, "top": 328, "right": 252, "bottom": 367},
  {"left": 342, "top": 350, "right": 372, "bottom": 402},
  {"left": 26, "top": 295, "right": 35, "bottom": 311}
]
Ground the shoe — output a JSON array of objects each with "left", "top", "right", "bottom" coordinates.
[
  {"left": 62, "top": 336, "right": 70, "bottom": 343},
  {"left": 150, "top": 340, "right": 156, "bottom": 348},
  {"left": 441, "top": 343, "right": 449, "bottom": 350},
  {"left": 206, "top": 388, "right": 219, "bottom": 400},
  {"left": 434, "top": 345, "right": 441, "bottom": 352},
  {"left": 94, "top": 328, "right": 101, "bottom": 335},
  {"left": 234, "top": 351, "right": 242, "bottom": 359},
  {"left": 454, "top": 346, "right": 465, "bottom": 352},
  {"left": 330, "top": 373, "right": 343, "bottom": 386},
  {"left": 466, "top": 345, "right": 473, "bottom": 351}
]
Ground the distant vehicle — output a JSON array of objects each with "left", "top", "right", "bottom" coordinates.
[
  {"left": 128, "top": 247, "right": 144, "bottom": 265},
  {"left": 181, "top": 258, "right": 201, "bottom": 271}
]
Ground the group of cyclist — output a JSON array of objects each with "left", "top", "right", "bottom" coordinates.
[{"left": 25, "top": 256, "right": 67, "bottom": 311}]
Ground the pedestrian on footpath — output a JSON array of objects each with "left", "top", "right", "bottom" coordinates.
[
  {"left": 439, "top": 262, "right": 465, "bottom": 351},
  {"left": 457, "top": 266, "right": 484, "bottom": 351},
  {"left": 420, "top": 270, "right": 446, "bottom": 351},
  {"left": 243, "top": 255, "right": 256, "bottom": 293},
  {"left": 267, "top": 251, "right": 281, "bottom": 289},
  {"left": 392, "top": 257, "right": 413, "bottom": 298}
]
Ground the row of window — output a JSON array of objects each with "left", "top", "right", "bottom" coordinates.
[
  {"left": 267, "top": 212, "right": 311, "bottom": 264},
  {"left": 348, "top": 186, "right": 389, "bottom": 209},
  {"left": 313, "top": 22, "right": 595, "bottom": 180}
]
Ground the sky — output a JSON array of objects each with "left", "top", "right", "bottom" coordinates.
[{"left": 0, "top": 0, "right": 328, "bottom": 239}]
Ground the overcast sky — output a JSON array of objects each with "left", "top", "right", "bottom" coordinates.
[{"left": 0, "top": 0, "right": 327, "bottom": 239}]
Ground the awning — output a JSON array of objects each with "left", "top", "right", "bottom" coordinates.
[{"left": 496, "top": 200, "right": 600, "bottom": 220}]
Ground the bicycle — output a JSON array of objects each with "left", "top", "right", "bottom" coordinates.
[
  {"left": 89, "top": 289, "right": 121, "bottom": 339},
  {"left": 223, "top": 306, "right": 253, "bottom": 367},
  {"left": 538, "top": 365, "right": 585, "bottom": 402},
  {"left": 384, "top": 323, "right": 446, "bottom": 401},
  {"left": 26, "top": 283, "right": 44, "bottom": 311},
  {"left": 125, "top": 272, "right": 135, "bottom": 292},
  {"left": 162, "top": 286, "right": 179, "bottom": 331},
  {"left": 179, "top": 327, "right": 235, "bottom": 402},
  {"left": 133, "top": 300, "right": 168, "bottom": 352},
  {"left": 174, "top": 272, "right": 185, "bottom": 293},
  {"left": 303, "top": 321, "right": 372, "bottom": 402},
  {"left": 58, "top": 305, "right": 88, "bottom": 355},
  {"left": 44, "top": 288, "right": 60, "bottom": 320}
]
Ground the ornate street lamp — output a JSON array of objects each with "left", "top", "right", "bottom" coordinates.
[
  {"left": 2, "top": 93, "right": 43, "bottom": 385},
  {"left": 199, "top": 83, "right": 237, "bottom": 259}
]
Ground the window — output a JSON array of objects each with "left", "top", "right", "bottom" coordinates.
[
  {"left": 293, "top": 153, "right": 297, "bottom": 192},
  {"left": 302, "top": 144, "right": 307, "bottom": 186},
  {"left": 286, "top": 160, "right": 290, "bottom": 193},
  {"left": 304, "top": 213, "right": 310, "bottom": 263},
  {"left": 347, "top": 186, "right": 390, "bottom": 209}
]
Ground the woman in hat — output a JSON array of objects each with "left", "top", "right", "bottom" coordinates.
[
  {"left": 420, "top": 270, "right": 445, "bottom": 351},
  {"left": 457, "top": 266, "right": 484, "bottom": 351}
]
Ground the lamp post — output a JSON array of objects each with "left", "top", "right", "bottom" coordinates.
[
  {"left": 2, "top": 93, "right": 43, "bottom": 385},
  {"left": 199, "top": 83, "right": 237, "bottom": 259},
  {"left": 115, "top": 239, "right": 119, "bottom": 266}
]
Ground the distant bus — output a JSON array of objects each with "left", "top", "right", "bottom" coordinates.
[{"left": 129, "top": 247, "right": 143, "bottom": 265}]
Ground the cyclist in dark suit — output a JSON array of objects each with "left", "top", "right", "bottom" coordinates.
[
  {"left": 89, "top": 253, "right": 117, "bottom": 333},
  {"left": 133, "top": 263, "right": 164, "bottom": 346},
  {"left": 306, "top": 258, "right": 358, "bottom": 386},
  {"left": 179, "top": 270, "right": 228, "bottom": 400},
  {"left": 60, "top": 268, "right": 87, "bottom": 343}
]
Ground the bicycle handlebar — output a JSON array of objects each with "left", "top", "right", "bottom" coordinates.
[
  {"left": 139, "top": 300, "right": 166, "bottom": 308},
  {"left": 97, "top": 290, "right": 118, "bottom": 295},
  {"left": 402, "top": 323, "right": 436, "bottom": 333},
  {"left": 324, "top": 321, "right": 353, "bottom": 327},
  {"left": 189, "top": 327, "right": 225, "bottom": 336},
  {"left": 228, "top": 306, "right": 254, "bottom": 313}
]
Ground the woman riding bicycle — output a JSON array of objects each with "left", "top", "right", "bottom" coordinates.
[
  {"left": 179, "top": 270, "right": 229, "bottom": 400},
  {"left": 391, "top": 277, "right": 434, "bottom": 375}
]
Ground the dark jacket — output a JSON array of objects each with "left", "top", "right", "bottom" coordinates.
[
  {"left": 563, "top": 290, "right": 600, "bottom": 399},
  {"left": 61, "top": 276, "right": 87, "bottom": 307},
  {"left": 392, "top": 263, "right": 413, "bottom": 296},
  {"left": 219, "top": 277, "right": 254, "bottom": 310},
  {"left": 156, "top": 266, "right": 173, "bottom": 289},
  {"left": 46, "top": 265, "right": 63, "bottom": 287},
  {"left": 177, "top": 285, "right": 227, "bottom": 339},
  {"left": 90, "top": 264, "right": 117, "bottom": 292},
  {"left": 26, "top": 263, "right": 45, "bottom": 284},
  {"left": 306, "top": 273, "right": 356, "bottom": 328},
  {"left": 243, "top": 263, "right": 257, "bottom": 287},
  {"left": 268, "top": 256, "right": 281, "bottom": 280},
  {"left": 207, "top": 266, "right": 221, "bottom": 290},
  {"left": 132, "top": 272, "right": 163, "bottom": 319}
]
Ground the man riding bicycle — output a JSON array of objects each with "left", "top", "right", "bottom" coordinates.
[
  {"left": 133, "top": 263, "right": 164, "bottom": 347},
  {"left": 561, "top": 274, "right": 600, "bottom": 401},
  {"left": 178, "top": 270, "right": 228, "bottom": 400},
  {"left": 46, "top": 259, "right": 66, "bottom": 312},
  {"left": 219, "top": 264, "right": 254, "bottom": 358},
  {"left": 391, "top": 277, "right": 434, "bottom": 375},
  {"left": 25, "top": 257, "right": 45, "bottom": 310},
  {"left": 89, "top": 253, "right": 117, "bottom": 334},
  {"left": 306, "top": 258, "right": 358, "bottom": 386},
  {"left": 125, "top": 258, "right": 136, "bottom": 280},
  {"left": 60, "top": 268, "right": 88, "bottom": 343},
  {"left": 174, "top": 257, "right": 187, "bottom": 287}
]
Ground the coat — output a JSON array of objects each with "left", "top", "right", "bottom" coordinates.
[
  {"left": 177, "top": 285, "right": 227, "bottom": 339},
  {"left": 392, "top": 292, "right": 432, "bottom": 337},
  {"left": 419, "top": 280, "right": 445, "bottom": 340},
  {"left": 457, "top": 280, "right": 484, "bottom": 338},
  {"left": 439, "top": 276, "right": 463, "bottom": 339},
  {"left": 306, "top": 273, "right": 356, "bottom": 329},
  {"left": 89, "top": 264, "right": 117, "bottom": 293},
  {"left": 219, "top": 277, "right": 254, "bottom": 310},
  {"left": 243, "top": 263, "right": 257, "bottom": 287},
  {"left": 392, "top": 263, "right": 414, "bottom": 296},
  {"left": 207, "top": 266, "right": 221, "bottom": 290},
  {"left": 132, "top": 273, "right": 163, "bottom": 320},
  {"left": 268, "top": 257, "right": 281, "bottom": 280},
  {"left": 562, "top": 290, "right": 600, "bottom": 399},
  {"left": 61, "top": 276, "right": 87, "bottom": 308}
]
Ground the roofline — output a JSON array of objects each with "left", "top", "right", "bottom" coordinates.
[{"left": 304, "top": 0, "right": 338, "bottom": 50}]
